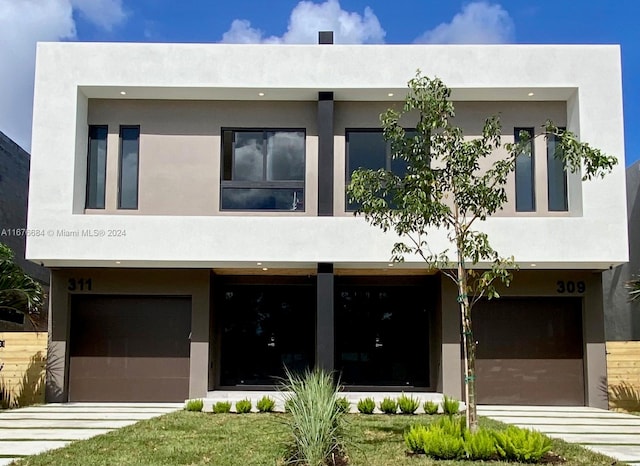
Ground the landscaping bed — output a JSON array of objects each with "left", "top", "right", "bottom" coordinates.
[{"left": 13, "top": 412, "right": 621, "bottom": 466}]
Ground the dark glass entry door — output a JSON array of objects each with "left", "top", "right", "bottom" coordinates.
[
  {"left": 335, "top": 279, "right": 433, "bottom": 387},
  {"left": 217, "top": 280, "right": 314, "bottom": 386}
]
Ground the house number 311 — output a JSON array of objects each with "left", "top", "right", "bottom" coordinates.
[
  {"left": 556, "top": 281, "right": 586, "bottom": 294},
  {"left": 68, "top": 278, "right": 92, "bottom": 291}
]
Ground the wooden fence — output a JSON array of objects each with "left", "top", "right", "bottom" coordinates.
[
  {"left": 607, "top": 341, "right": 640, "bottom": 412},
  {"left": 0, "top": 332, "right": 47, "bottom": 408}
]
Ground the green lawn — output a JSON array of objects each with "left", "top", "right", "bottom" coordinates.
[{"left": 13, "top": 412, "right": 622, "bottom": 466}]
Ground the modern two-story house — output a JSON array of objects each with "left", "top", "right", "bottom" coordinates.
[{"left": 26, "top": 39, "right": 627, "bottom": 407}]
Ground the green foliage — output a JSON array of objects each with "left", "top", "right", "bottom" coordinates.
[
  {"left": 256, "top": 395, "right": 275, "bottom": 413},
  {"left": 184, "top": 399, "right": 203, "bottom": 412},
  {"left": 379, "top": 397, "right": 397, "bottom": 414},
  {"left": 0, "top": 377, "right": 13, "bottom": 409},
  {"left": 404, "top": 424, "right": 428, "bottom": 453},
  {"left": 397, "top": 393, "right": 419, "bottom": 414},
  {"left": 346, "top": 71, "right": 618, "bottom": 432},
  {"left": 0, "top": 242, "right": 45, "bottom": 327},
  {"left": 336, "top": 396, "right": 350, "bottom": 414},
  {"left": 280, "top": 368, "right": 345, "bottom": 466},
  {"left": 235, "top": 399, "right": 252, "bottom": 414},
  {"left": 441, "top": 395, "right": 460, "bottom": 415},
  {"left": 494, "top": 426, "right": 553, "bottom": 462},
  {"left": 423, "top": 400, "right": 439, "bottom": 415},
  {"left": 421, "top": 427, "right": 465, "bottom": 460},
  {"left": 406, "top": 417, "right": 501, "bottom": 462},
  {"left": 212, "top": 401, "right": 231, "bottom": 414},
  {"left": 464, "top": 429, "right": 498, "bottom": 460},
  {"left": 625, "top": 276, "right": 640, "bottom": 302},
  {"left": 434, "top": 415, "right": 466, "bottom": 437},
  {"left": 357, "top": 397, "right": 376, "bottom": 414}
]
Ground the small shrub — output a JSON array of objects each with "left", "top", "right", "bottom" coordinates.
[
  {"left": 212, "top": 401, "right": 232, "bottom": 414},
  {"left": 494, "top": 426, "right": 552, "bottom": 462},
  {"left": 397, "top": 393, "right": 420, "bottom": 414},
  {"left": 184, "top": 399, "right": 203, "bottom": 412},
  {"left": 404, "top": 424, "right": 428, "bottom": 453},
  {"left": 284, "top": 397, "right": 294, "bottom": 413},
  {"left": 423, "top": 400, "right": 439, "bottom": 415},
  {"left": 336, "top": 396, "right": 350, "bottom": 414},
  {"left": 441, "top": 395, "right": 460, "bottom": 415},
  {"left": 434, "top": 415, "right": 466, "bottom": 437},
  {"left": 235, "top": 398, "right": 252, "bottom": 414},
  {"left": 421, "top": 427, "right": 465, "bottom": 460},
  {"left": 357, "top": 397, "right": 376, "bottom": 414},
  {"left": 464, "top": 429, "right": 498, "bottom": 460},
  {"left": 405, "top": 417, "right": 468, "bottom": 460},
  {"left": 256, "top": 395, "right": 276, "bottom": 413},
  {"left": 379, "top": 397, "right": 397, "bottom": 414}
]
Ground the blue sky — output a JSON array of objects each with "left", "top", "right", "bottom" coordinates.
[{"left": 1, "top": 0, "right": 638, "bottom": 164}]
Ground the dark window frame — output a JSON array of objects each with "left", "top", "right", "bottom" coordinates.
[
  {"left": 117, "top": 125, "right": 140, "bottom": 210},
  {"left": 344, "top": 128, "right": 412, "bottom": 212},
  {"left": 547, "top": 127, "right": 568, "bottom": 212},
  {"left": 220, "top": 128, "right": 306, "bottom": 212},
  {"left": 85, "top": 125, "right": 108, "bottom": 209},
  {"left": 514, "top": 127, "right": 536, "bottom": 212}
]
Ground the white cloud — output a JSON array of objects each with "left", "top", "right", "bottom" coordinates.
[
  {"left": 221, "top": 0, "right": 385, "bottom": 44},
  {"left": 71, "top": 0, "right": 127, "bottom": 31},
  {"left": 0, "top": 0, "right": 126, "bottom": 151},
  {"left": 221, "top": 19, "right": 266, "bottom": 44},
  {"left": 414, "top": 2, "right": 514, "bottom": 44}
]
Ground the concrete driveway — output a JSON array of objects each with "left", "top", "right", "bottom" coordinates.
[
  {"left": 479, "top": 405, "right": 640, "bottom": 465},
  {"left": 0, "top": 402, "right": 182, "bottom": 465}
]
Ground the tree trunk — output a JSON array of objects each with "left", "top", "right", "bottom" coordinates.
[{"left": 457, "top": 255, "right": 478, "bottom": 432}]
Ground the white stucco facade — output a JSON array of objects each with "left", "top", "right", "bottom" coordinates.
[{"left": 27, "top": 43, "right": 627, "bottom": 270}]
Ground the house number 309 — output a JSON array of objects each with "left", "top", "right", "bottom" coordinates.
[{"left": 556, "top": 281, "right": 585, "bottom": 294}]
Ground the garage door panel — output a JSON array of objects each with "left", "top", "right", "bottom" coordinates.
[
  {"left": 475, "top": 297, "right": 584, "bottom": 406},
  {"left": 69, "top": 295, "right": 191, "bottom": 402},
  {"left": 70, "top": 377, "right": 190, "bottom": 402},
  {"left": 477, "top": 358, "right": 584, "bottom": 405},
  {"left": 124, "top": 357, "right": 190, "bottom": 375}
]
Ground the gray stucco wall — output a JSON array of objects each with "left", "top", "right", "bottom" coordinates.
[
  {"left": 603, "top": 161, "right": 640, "bottom": 340},
  {"left": 0, "top": 131, "right": 48, "bottom": 284}
]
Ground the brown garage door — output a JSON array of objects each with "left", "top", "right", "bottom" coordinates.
[
  {"left": 475, "top": 297, "right": 584, "bottom": 405},
  {"left": 69, "top": 295, "right": 191, "bottom": 402}
]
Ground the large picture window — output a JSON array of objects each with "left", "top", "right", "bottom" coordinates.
[
  {"left": 221, "top": 129, "right": 305, "bottom": 211},
  {"left": 345, "top": 129, "right": 411, "bottom": 211},
  {"left": 86, "top": 125, "right": 107, "bottom": 209},
  {"left": 514, "top": 127, "right": 535, "bottom": 212}
]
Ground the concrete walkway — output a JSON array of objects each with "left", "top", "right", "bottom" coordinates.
[
  {"left": 0, "top": 402, "right": 182, "bottom": 465},
  {"left": 478, "top": 405, "right": 640, "bottom": 465}
]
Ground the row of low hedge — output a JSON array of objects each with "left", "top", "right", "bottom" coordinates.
[
  {"left": 185, "top": 394, "right": 461, "bottom": 415},
  {"left": 184, "top": 395, "right": 276, "bottom": 413}
]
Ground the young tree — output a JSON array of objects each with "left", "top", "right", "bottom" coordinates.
[{"left": 347, "top": 72, "right": 617, "bottom": 431}]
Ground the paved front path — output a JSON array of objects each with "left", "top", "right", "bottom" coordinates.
[
  {"left": 478, "top": 405, "right": 640, "bottom": 465},
  {"left": 0, "top": 402, "right": 182, "bottom": 465}
]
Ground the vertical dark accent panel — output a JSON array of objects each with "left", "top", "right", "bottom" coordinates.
[
  {"left": 316, "top": 263, "right": 334, "bottom": 372},
  {"left": 318, "top": 92, "right": 334, "bottom": 216},
  {"left": 318, "top": 31, "right": 334, "bottom": 44}
]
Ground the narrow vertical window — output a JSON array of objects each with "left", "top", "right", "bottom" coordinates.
[
  {"left": 118, "top": 126, "right": 140, "bottom": 209},
  {"left": 86, "top": 125, "right": 107, "bottom": 209},
  {"left": 515, "top": 128, "right": 535, "bottom": 212},
  {"left": 547, "top": 131, "right": 568, "bottom": 211}
]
